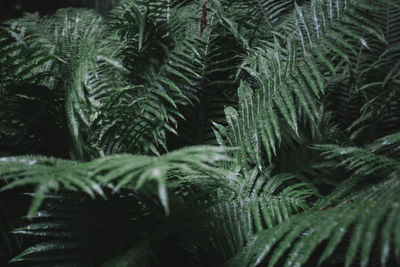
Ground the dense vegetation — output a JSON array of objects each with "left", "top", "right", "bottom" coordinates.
[
  {"left": 0, "top": 0, "right": 116, "bottom": 22},
  {"left": 0, "top": 0, "right": 399, "bottom": 266}
]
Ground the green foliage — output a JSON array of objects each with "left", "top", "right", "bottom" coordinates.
[
  {"left": 230, "top": 137, "right": 400, "bottom": 267},
  {"left": 0, "top": 146, "right": 233, "bottom": 217},
  {"left": 0, "top": 0, "right": 399, "bottom": 266}
]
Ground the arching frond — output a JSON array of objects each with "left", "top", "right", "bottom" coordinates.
[
  {"left": 0, "top": 146, "right": 234, "bottom": 217},
  {"left": 210, "top": 165, "right": 318, "bottom": 261},
  {"left": 229, "top": 133, "right": 400, "bottom": 266},
  {"left": 1, "top": 0, "right": 399, "bottom": 266},
  {"left": 229, "top": 178, "right": 400, "bottom": 267},
  {"left": 216, "top": 0, "right": 384, "bottom": 168}
]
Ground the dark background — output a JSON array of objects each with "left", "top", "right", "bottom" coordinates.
[{"left": 0, "top": 0, "right": 115, "bottom": 23}]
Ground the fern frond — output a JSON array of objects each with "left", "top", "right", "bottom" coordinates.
[
  {"left": 229, "top": 178, "right": 400, "bottom": 267},
  {"left": 1, "top": 1, "right": 399, "bottom": 266},
  {"left": 178, "top": 18, "right": 244, "bottom": 146},
  {"left": 212, "top": 194, "right": 310, "bottom": 259},
  {"left": 316, "top": 145, "right": 400, "bottom": 177},
  {"left": 229, "top": 131, "right": 400, "bottom": 266},
  {"left": 0, "top": 146, "right": 234, "bottom": 217},
  {"left": 211, "top": 166, "right": 317, "bottom": 261},
  {"left": 216, "top": 0, "right": 383, "bottom": 168}
]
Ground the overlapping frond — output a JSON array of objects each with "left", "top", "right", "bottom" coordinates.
[
  {"left": 220, "top": 0, "right": 295, "bottom": 47},
  {"left": 215, "top": 0, "right": 383, "bottom": 166},
  {"left": 8, "top": 190, "right": 224, "bottom": 267},
  {"left": 0, "top": 9, "right": 109, "bottom": 159},
  {"left": 323, "top": 1, "right": 400, "bottom": 142},
  {"left": 209, "top": 162, "right": 319, "bottom": 261},
  {"left": 229, "top": 133, "right": 400, "bottom": 266},
  {"left": 230, "top": 178, "right": 400, "bottom": 267},
  {"left": 177, "top": 3, "right": 245, "bottom": 146},
  {"left": 1, "top": 0, "right": 399, "bottom": 266}
]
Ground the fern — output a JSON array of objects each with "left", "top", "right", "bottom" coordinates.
[
  {"left": 229, "top": 132, "right": 400, "bottom": 266},
  {"left": 216, "top": 0, "right": 385, "bottom": 168},
  {"left": 1, "top": 0, "right": 400, "bottom": 266},
  {"left": 0, "top": 146, "right": 233, "bottom": 217}
]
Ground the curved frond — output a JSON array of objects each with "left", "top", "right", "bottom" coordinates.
[
  {"left": 229, "top": 134, "right": 400, "bottom": 266},
  {"left": 229, "top": 177, "right": 400, "bottom": 267},
  {"left": 0, "top": 146, "right": 234, "bottom": 217}
]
